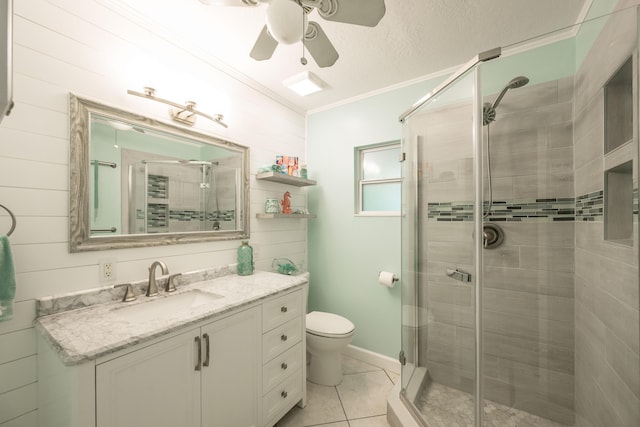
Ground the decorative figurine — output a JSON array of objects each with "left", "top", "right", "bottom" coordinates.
[{"left": 281, "top": 191, "right": 292, "bottom": 214}]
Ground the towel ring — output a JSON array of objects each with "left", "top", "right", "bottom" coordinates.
[{"left": 0, "top": 204, "right": 16, "bottom": 236}]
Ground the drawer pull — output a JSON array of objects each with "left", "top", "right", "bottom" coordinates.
[
  {"left": 203, "top": 333, "right": 210, "bottom": 367},
  {"left": 194, "top": 336, "right": 202, "bottom": 371},
  {"left": 281, "top": 362, "right": 288, "bottom": 370},
  {"left": 281, "top": 306, "right": 288, "bottom": 313},
  {"left": 281, "top": 390, "right": 288, "bottom": 399},
  {"left": 281, "top": 334, "right": 288, "bottom": 342}
]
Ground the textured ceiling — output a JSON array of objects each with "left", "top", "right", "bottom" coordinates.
[{"left": 114, "top": 0, "right": 589, "bottom": 113}]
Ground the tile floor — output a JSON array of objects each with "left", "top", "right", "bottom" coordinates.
[{"left": 276, "top": 355, "right": 398, "bottom": 427}]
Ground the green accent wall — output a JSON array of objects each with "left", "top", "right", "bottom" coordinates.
[{"left": 307, "top": 81, "right": 441, "bottom": 358}]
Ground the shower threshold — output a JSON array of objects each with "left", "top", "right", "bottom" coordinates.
[{"left": 414, "top": 381, "right": 571, "bottom": 427}]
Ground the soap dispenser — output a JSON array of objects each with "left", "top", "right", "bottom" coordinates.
[{"left": 237, "top": 241, "right": 254, "bottom": 276}]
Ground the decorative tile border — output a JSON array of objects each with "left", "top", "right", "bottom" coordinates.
[
  {"left": 148, "top": 174, "right": 169, "bottom": 199},
  {"left": 428, "top": 189, "right": 638, "bottom": 222},
  {"left": 575, "top": 190, "right": 603, "bottom": 221},
  {"left": 168, "top": 209, "right": 236, "bottom": 222},
  {"left": 428, "top": 198, "right": 575, "bottom": 222}
]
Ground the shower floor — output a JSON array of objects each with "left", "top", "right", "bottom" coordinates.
[{"left": 414, "top": 381, "right": 570, "bottom": 427}]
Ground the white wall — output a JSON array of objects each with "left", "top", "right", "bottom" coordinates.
[{"left": 0, "top": 1, "right": 306, "bottom": 425}]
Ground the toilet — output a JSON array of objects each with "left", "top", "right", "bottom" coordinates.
[{"left": 306, "top": 310, "right": 355, "bottom": 386}]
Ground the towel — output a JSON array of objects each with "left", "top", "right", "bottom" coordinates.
[{"left": 0, "top": 235, "right": 16, "bottom": 322}]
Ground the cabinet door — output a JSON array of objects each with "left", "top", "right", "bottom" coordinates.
[
  {"left": 201, "top": 306, "right": 261, "bottom": 427},
  {"left": 96, "top": 328, "right": 201, "bottom": 427}
]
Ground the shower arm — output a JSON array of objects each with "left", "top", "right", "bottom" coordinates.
[{"left": 490, "top": 87, "right": 510, "bottom": 109}]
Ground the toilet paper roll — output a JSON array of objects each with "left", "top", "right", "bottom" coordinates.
[{"left": 378, "top": 271, "right": 397, "bottom": 288}]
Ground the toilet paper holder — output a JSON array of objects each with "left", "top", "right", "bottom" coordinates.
[{"left": 378, "top": 271, "right": 399, "bottom": 288}]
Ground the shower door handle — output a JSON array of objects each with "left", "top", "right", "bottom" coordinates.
[{"left": 446, "top": 268, "right": 472, "bottom": 283}]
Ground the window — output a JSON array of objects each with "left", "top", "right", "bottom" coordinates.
[{"left": 355, "top": 141, "right": 401, "bottom": 215}]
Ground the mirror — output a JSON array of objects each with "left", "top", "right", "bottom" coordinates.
[{"left": 69, "top": 94, "right": 249, "bottom": 252}]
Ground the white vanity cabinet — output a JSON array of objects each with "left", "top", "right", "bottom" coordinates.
[
  {"left": 95, "top": 306, "right": 261, "bottom": 427},
  {"left": 95, "top": 326, "right": 202, "bottom": 427},
  {"left": 37, "top": 284, "right": 305, "bottom": 427},
  {"left": 261, "top": 290, "right": 305, "bottom": 427}
]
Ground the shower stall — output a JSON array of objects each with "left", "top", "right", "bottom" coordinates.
[{"left": 396, "top": 4, "right": 640, "bottom": 427}]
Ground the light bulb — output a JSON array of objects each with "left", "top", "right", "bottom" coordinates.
[{"left": 266, "top": 0, "right": 307, "bottom": 45}]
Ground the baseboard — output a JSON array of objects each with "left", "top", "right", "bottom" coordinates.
[{"left": 343, "top": 344, "right": 401, "bottom": 374}]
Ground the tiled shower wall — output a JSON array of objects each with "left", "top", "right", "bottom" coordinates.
[
  {"left": 415, "top": 77, "right": 576, "bottom": 424},
  {"left": 414, "top": 5, "right": 640, "bottom": 427},
  {"left": 573, "top": 4, "right": 640, "bottom": 426}
]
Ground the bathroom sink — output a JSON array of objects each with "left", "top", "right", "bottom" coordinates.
[{"left": 112, "top": 290, "right": 224, "bottom": 323}]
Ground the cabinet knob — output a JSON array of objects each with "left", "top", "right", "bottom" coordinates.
[
  {"left": 281, "top": 390, "right": 288, "bottom": 399},
  {"left": 281, "top": 362, "right": 288, "bottom": 370},
  {"left": 281, "top": 306, "right": 288, "bottom": 313},
  {"left": 281, "top": 334, "right": 288, "bottom": 342}
]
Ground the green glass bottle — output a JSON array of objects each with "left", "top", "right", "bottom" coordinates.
[{"left": 237, "top": 240, "right": 254, "bottom": 276}]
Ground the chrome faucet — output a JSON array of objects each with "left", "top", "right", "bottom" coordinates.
[{"left": 146, "top": 261, "right": 169, "bottom": 297}]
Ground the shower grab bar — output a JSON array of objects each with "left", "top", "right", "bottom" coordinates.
[
  {"left": 399, "top": 47, "right": 501, "bottom": 123},
  {"left": 91, "top": 227, "right": 117, "bottom": 233},
  {"left": 91, "top": 160, "right": 117, "bottom": 168}
]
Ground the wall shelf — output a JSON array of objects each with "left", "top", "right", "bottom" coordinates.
[
  {"left": 256, "top": 213, "right": 317, "bottom": 219},
  {"left": 256, "top": 172, "right": 316, "bottom": 187}
]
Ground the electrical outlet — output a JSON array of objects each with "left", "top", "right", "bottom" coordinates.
[{"left": 99, "top": 259, "right": 116, "bottom": 283}]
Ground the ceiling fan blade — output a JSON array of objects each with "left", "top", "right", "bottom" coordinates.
[
  {"left": 304, "top": 22, "right": 338, "bottom": 68},
  {"left": 250, "top": 25, "right": 279, "bottom": 60},
  {"left": 316, "top": 0, "right": 385, "bottom": 27}
]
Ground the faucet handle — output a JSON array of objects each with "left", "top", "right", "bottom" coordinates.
[
  {"left": 115, "top": 283, "right": 136, "bottom": 302},
  {"left": 166, "top": 273, "right": 181, "bottom": 293}
]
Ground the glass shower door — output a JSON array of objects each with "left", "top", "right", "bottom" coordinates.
[{"left": 400, "top": 67, "right": 483, "bottom": 426}]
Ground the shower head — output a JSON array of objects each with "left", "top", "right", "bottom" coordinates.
[
  {"left": 507, "top": 75, "right": 530, "bottom": 89},
  {"left": 491, "top": 75, "right": 530, "bottom": 110},
  {"left": 482, "top": 75, "right": 530, "bottom": 125}
]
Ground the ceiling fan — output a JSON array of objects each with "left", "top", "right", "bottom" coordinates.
[{"left": 199, "top": 0, "right": 386, "bottom": 68}]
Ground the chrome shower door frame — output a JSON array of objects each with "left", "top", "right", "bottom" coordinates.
[{"left": 399, "top": 47, "right": 500, "bottom": 427}]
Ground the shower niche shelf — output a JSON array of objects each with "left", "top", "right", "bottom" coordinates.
[
  {"left": 605, "top": 160, "right": 633, "bottom": 246},
  {"left": 604, "top": 56, "right": 633, "bottom": 154}
]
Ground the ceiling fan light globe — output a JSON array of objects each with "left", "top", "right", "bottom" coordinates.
[{"left": 266, "top": 0, "right": 306, "bottom": 44}]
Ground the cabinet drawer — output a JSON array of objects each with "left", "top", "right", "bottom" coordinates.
[
  {"left": 263, "top": 290, "right": 302, "bottom": 332},
  {"left": 263, "top": 370, "right": 302, "bottom": 425},
  {"left": 263, "top": 317, "right": 302, "bottom": 363},
  {"left": 263, "top": 342, "right": 302, "bottom": 394}
]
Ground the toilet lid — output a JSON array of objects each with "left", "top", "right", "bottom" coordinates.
[{"left": 306, "top": 311, "right": 355, "bottom": 336}]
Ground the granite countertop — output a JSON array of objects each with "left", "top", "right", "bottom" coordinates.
[{"left": 35, "top": 271, "right": 308, "bottom": 366}]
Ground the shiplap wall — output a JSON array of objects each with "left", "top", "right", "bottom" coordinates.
[{"left": 0, "top": 1, "right": 306, "bottom": 425}]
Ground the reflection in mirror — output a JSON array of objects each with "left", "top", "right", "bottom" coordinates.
[{"left": 70, "top": 94, "right": 249, "bottom": 252}]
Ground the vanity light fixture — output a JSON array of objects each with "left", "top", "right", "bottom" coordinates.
[
  {"left": 283, "top": 71, "right": 326, "bottom": 96},
  {"left": 127, "top": 87, "right": 228, "bottom": 128}
]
